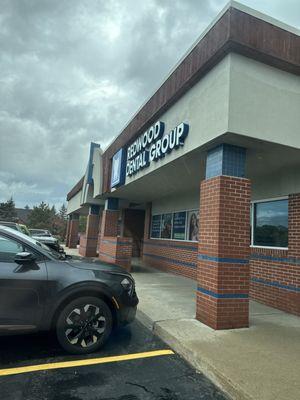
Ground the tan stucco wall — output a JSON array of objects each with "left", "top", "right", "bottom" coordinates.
[
  {"left": 152, "top": 189, "right": 199, "bottom": 215},
  {"left": 228, "top": 53, "right": 300, "bottom": 150},
  {"left": 67, "top": 190, "right": 82, "bottom": 214},
  {"left": 125, "top": 54, "right": 231, "bottom": 185}
]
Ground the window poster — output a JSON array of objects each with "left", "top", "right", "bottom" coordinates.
[
  {"left": 161, "top": 213, "right": 173, "bottom": 239},
  {"left": 151, "top": 215, "right": 161, "bottom": 238},
  {"left": 187, "top": 210, "right": 199, "bottom": 241},
  {"left": 172, "top": 211, "right": 186, "bottom": 240}
]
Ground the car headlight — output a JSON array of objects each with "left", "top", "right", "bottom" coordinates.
[{"left": 121, "top": 277, "right": 133, "bottom": 293}]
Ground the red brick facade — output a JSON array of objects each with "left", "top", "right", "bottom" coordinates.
[
  {"left": 67, "top": 218, "right": 79, "bottom": 248},
  {"left": 196, "top": 176, "right": 251, "bottom": 329},
  {"left": 123, "top": 209, "right": 145, "bottom": 257},
  {"left": 100, "top": 210, "right": 119, "bottom": 237},
  {"left": 143, "top": 239, "right": 197, "bottom": 280},
  {"left": 97, "top": 208, "right": 132, "bottom": 270},
  {"left": 249, "top": 194, "right": 300, "bottom": 316},
  {"left": 79, "top": 213, "right": 100, "bottom": 257},
  {"left": 141, "top": 191, "right": 300, "bottom": 318},
  {"left": 99, "top": 236, "right": 132, "bottom": 271}
]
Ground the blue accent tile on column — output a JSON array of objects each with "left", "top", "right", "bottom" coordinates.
[
  {"left": 206, "top": 144, "right": 246, "bottom": 179},
  {"left": 106, "top": 197, "right": 119, "bottom": 210},
  {"left": 90, "top": 205, "right": 100, "bottom": 215}
]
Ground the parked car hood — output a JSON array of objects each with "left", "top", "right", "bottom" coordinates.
[
  {"left": 66, "top": 260, "right": 130, "bottom": 275},
  {"left": 32, "top": 235, "right": 57, "bottom": 243}
]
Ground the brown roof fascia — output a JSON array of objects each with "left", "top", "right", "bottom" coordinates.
[
  {"left": 66, "top": 176, "right": 84, "bottom": 201},
  {"left": 101, "top": 6, "right": 300, "bottom": 194}
]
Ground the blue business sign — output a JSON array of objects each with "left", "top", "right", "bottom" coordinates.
[
  {"left": 126, "top": 121, "right": 189, "bottom": 177},
  {"left": 111, "top": 120, "right": 189, "bottom": 189},
  {"left": 111, "top": 148, "right": 126, "bottom": 188}
]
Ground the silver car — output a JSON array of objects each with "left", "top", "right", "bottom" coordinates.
[{"left": 29, "top": 229, "right": 60, "bottom": 251}]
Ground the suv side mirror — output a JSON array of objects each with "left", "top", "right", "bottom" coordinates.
[{"left": 14, "top": 252, "right": 37, "bottom": 265}]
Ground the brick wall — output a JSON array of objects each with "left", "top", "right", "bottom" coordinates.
[
  {"left": 68, "top": 219, "right": 79, "bottom": 248},
  {"left": 250, "top": 194, "right": 300, "bottom": 316},
  {"left": 141, "top": 190, "right": 300, "bottom": 318},
  {"left": 99, "top": 236, "right": 132, "bottom": 271},
  {"left": 123, "top": 209, "right": 145, "bottom": 257},
  {"left": 197, "top": 176, "right": 250, "bottom": 329},
  {"left": 79, "top": 213, "right": 100, "bottom": 257},
  {"left": 100, "top": 210, "right": 119, "bottom": 237},
  {"left": 143, "top": 239, "right": 197, "bottom": 280}
]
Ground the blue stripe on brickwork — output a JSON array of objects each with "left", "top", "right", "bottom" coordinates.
[
  {"left": 144, "top": 240, "right": 198, "bottom": 251},
  {"left": 197, "top": 286, "right": 249, "bottom": 299},
  {"left": 251, "top": 277, "right": 300, "bottom": 293},
  {"left": 143, "top": 253, "right": 196, "bottom": 269},
  {"left": 99, "top": 251, "right": 129, "bottom": 262},
  {"left": 198, "top": 254, "right": 249, "bottom": 264},
  {"left": 250, "top": 253, "right": 300, "bottom": 265},
  {"left": 102, "top": 239, "right": 131, "bottom": 245}
]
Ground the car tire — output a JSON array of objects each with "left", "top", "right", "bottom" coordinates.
[{"left": 56, "top": 296, "right": 113, "bottom": 355}]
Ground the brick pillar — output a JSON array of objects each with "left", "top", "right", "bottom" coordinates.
[
  {"left": 143, "top": 203, "right": 152, "bottom": 240},
  {"left": 100, "top": 210, "right": 119, "bottom": 237},
  {"left": 286, "top": 194, "right": 300, "bottom": 314},
  {"left": 288, "top": 194, "right": 300, "bottom": 258},
  {"left": 98, "top": 198, "right": 133, "bottom": 270},
  {"left": 197, "top": 144, "right": 251, "bottom": 330},
  {"left": 65, "top": 217, "right": 71, "bottom": 245},
  {"left": 68, "top": 213, "right": 79, "bottom": 248},
  {"left": 79, "top": 205, "right": 101, "bottom": 257}
]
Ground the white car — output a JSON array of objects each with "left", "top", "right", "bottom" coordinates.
[{"left": 29, "top": 229, "right": 60, "bottom": 251}]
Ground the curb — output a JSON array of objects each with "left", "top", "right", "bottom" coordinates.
[{"left": 136, "top": 311, "right": 254, "bottom": 400}]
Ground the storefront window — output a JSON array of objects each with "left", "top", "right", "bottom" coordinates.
[
  {"left": 161, "top": 213, "right": 173, "bottom": 239},
  {"left": 252, "top": 199, "right": 288, "bottom": 248},
  {"left": 150, "top": 215, "right": 161, "bottom": 238},
  {"left": 172, "top": 212, "right": 186, "bottom": 240},
  {"left": 187, "top": 210, "right": 199, "bottom": 241},
  {"left": 150, "top": 210, "right": 199, "bottom": 242}
]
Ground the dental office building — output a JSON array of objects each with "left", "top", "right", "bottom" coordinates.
[{"left": 66, "top": 2, "right": 300, "bottom": 330}]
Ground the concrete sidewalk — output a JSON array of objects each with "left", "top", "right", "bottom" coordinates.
[{"left": 132, "top": 262, "right": 300, "bottom": 400}]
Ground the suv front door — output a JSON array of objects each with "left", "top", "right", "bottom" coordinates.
[{"left": 0, "top": 233, "right": 48, "bottom": 331}]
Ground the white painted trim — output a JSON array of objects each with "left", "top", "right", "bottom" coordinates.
[
  {"left": 148, "top": 237, "right": 198, "bottom": 244},
  {"left": 251, "top": 196, "right": 288, "bottom": 204},
  {"left": 250, "top": 245, "right": 288, "bottom": 251}
]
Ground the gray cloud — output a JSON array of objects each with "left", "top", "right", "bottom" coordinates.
[{"left": 0, "top": 0, "right": 299, "bottom": 208}]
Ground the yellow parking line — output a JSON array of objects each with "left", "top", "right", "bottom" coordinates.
[{"left": 0, "top": 349, "right": 174, "bottom": 377}]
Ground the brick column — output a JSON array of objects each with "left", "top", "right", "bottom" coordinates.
[
  {"left": 143, "top": 203, "right": 152, "bottom": 240},
  {"left": 197, "top": 144, "right": 251, "bottom": 330},
  {"left": 98, "top": 198, "right": 132, "bottom": 270},
  {"left": 286, "top": 194, "right": 300, "bottom": 315},
  {"left": 65, "top": 217, "right": 71, "bottom": 245},
  {"left": 79, "top": 205, "right": 101, "bottom": 257},
  {"left": 67, "top": 213, "right": 79, "bottom": 248},
  {"left": 288, "top": 194, "right": 300, "bottom": 258}
]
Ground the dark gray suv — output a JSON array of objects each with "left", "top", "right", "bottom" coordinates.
[{"left": 0, "top": 226, "right": 138, "bottom": 354}]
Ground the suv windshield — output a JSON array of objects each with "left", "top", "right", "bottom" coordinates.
[{"left": 1, "top": 226, "right": 62, "bottom": 260}]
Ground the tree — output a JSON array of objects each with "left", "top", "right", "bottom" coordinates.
[
  {"left": 0, "top": 197, "right": 17, "bottom": 221},
  {"left": 27, "top": 202, "right": 53, "bottom": 230},
  {"left": 59, "top": 204, "right": 67, "bottom": 220}
]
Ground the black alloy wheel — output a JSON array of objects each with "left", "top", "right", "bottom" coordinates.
[{"left": 56, "top": 296, "right": 113, "bottom": 354}]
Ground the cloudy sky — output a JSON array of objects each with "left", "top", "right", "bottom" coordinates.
[{"left": 0, "top": 0, "right": 299, "bottom": 209}]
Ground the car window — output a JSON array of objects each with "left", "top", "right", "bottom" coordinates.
[{"left": 0, "top": 234, "right": 44, "bottom": 263}]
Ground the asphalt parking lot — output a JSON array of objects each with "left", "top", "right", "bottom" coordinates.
[{"left": 0, "top": 320, "right": 227, "bottom": 400}]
